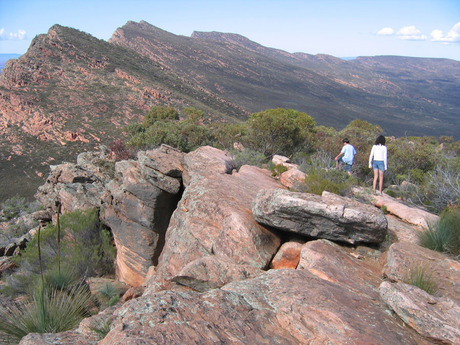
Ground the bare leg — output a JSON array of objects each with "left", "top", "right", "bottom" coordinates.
[
  {"left": 379, "top": 170, "right": 384, "bottom": 193},
  {"left": 373, "top": 169, "right": 379, "bottom": 191}
]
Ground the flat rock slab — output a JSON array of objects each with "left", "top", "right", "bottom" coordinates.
[
  {"left": 353, "top": 187, "right": 439, "bottom": 228},
  {"left": 97, "top": 268, "right": 429, "bottom": 345},
  {"left": 252, "top": 189, "right": 387, "bottom": 244},
  {"left": 380, "top": 281, "right": 460, "bottom": 344},
  {"left": 384, "top": 241, "right": 460, "bottom": 304}
]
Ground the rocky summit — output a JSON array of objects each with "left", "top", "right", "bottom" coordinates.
[{"left": 4, "top": 145, "right": 456, "bottom": 344}]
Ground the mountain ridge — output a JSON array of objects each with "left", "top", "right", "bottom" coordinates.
[{"left": 0, "top": 20, "right": 459, "bottom": 203}]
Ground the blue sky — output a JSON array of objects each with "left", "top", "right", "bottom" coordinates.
[{"left": 0, "top": 0, "right": 459, "bottom": 60}]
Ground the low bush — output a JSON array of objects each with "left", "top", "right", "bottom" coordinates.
[
  {"left": 270, "top": 164, "right": 288, "bottom": 177},
  {"left": 301, "top": 168, "right": 357, "bottom": 196},
  {"left": 231, "top": 149, "right": 267, "bottom": 170},
  {"left": 1, "top": 196, "right": 42, "bottom": 221},
  {"left": 108, "top": 139, "right": 134, "bottom": 161},
  {"left": 2, "top": 209, "right": 115, "bottom": 296},
  {"left": 418, "top": 208, "right": 460, "bottom": 255},
  {"left": 403, "top": 265, "right": 438, "bottom": 295},
  {"left": 97, "top": 281, "right": 121, "bottom": 308}
]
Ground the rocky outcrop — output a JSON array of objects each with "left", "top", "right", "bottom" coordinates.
[
  {"left": 380, "top": 241, "right": 460, "bottom": 344},
  {"left": 252, "top": 189, "right": 388, "bottom": 244},
  {"left": 94, "top": 240, "right": 430, "bottom": 345},
  {"left": 102, "top": 145, "right": 184, "bottom": 286},
  {"left": 35, "top": 147, "right": 112, "bottom": 213},
  {"left": 353, "top": 187, "right": 439, "bottom": 229},
  {"left": 12, "top": 145, "right": 459, "bottom": 345},
  {"left": 380, "top": 281, "right": 460, "bottom": 344},
  {"left": 272, "top": 154, "right": 306, "bottom": 189},
  {"left": 383, "top": 241, "right": 460, "bottom": 304},
  {"left": 146, "top": 146, "right": 283, "bottom": 292}
]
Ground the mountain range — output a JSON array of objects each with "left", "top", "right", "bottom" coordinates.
[{"left": 0, "top": 20, "right": 459, "bottom": 202}]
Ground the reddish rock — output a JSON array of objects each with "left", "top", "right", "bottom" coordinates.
[
  {"left": 102, "top": 148, "right": 182, "bottom": 286},
  {"left": 147, "top": 147, "right": 283, "bottom": 292},
  {"left": 171, "top": 255, "right": 263, "bottom": 292},
  {"left": 298, "top": 239, "right": 383, "bottom": 298},
  {"left": 279, "top": 168, "right": 306, "bottom": 189},
  {"left": 380, "top": 281, "right": 460, "bottom": 344},
  {"left": 353, "top": 187, "right": 439, "bottom": 228},
  {"left": 270, "top": 241, "right": 303, "bottom": 269},
  {"left": 122, "top": 286, "right": 145, "bottom": 301},
  {"left": 97, "top": 268, "right": 429, "bottom": 345},
  {"left": 383, "top": 241, "right": 460, "bottom": 304}
]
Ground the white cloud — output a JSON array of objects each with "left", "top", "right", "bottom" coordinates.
[
  {"left": 396, "top": 26, "right": 427, "bottom": 41},
  {"left": 0, "top": 28, "right": 27, "bottom": 41},
  {"left": 431, "top": 22, "right": 460, "bottom": 43},
  {"left": 377, "top": 27, "right": 394, "bottom": 36}
]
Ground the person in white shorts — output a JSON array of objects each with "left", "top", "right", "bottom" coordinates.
[{"left": 368, "top": 135, "right": 388, "bottom": 194}]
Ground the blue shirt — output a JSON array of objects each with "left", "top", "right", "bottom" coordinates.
[{"left": 341, "top": 144, "right": 356, "bottom": 164}]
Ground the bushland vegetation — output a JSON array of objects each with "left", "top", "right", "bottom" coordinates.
[
  {"left": 1, "top": 208, "right": 115, "bottom": 297},
  {"left": 0, "top": 208, "right": 114, "bottom": 343},
  {"left": 122, "top": 106, "right": 459, "bottom": 214}
]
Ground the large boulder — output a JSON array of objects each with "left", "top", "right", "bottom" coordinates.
[
  {"left": 252, "top": 189, "right": 388, "bottom": 244},
  {"left": 383, "top": 241, "right": 460, "bottom": 304},
  {"left": 146, "top": 146, "right": 283, "bottom": 293},
  {"left": 102, "top": 146, "right": 184, "bottom": 286}
]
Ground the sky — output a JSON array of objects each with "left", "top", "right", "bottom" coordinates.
[{"left": 0, "top": 0, "right": 459, "bottom": 61}]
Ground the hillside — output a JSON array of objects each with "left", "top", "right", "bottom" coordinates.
[
  {"left": 0, "top": 20, "right": 459, "bottom": 203},
  {"left": 0, "top": 24, "right": 246, "bottom": 202},
  {"left": 111, "top": 21, "right": 460, "bottom": 137},
  {"left": 0, "top": 54, "right": 21, "bottom": 71}
]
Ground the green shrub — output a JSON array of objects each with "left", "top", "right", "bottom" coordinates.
[
  {"left": 301, "top": 168, "right": 356, "bottom": 196},
  {"left": 418, "top": 208, "right": 460, "bottom": 255},
  {"left": 212, "top": 122, "right": 248, "bottom": 150},
  {"left": 1, "top": 196, "right": 42, "bottom": 221},
  {"left": 91, "top": 319, "right": 113, "bottom": 340},
  {"left": 403, "top": 265, "right": 438, "bottom": 295},
  {"left": 246, "top": 108, "right": 316, "bottom": 157},
  {"left": 44, "top": 266, "right": 78, "bottom": 291},
  {"left": 231, "top": 149, "right": 267, "bottom": 169},
  {"left": 421, "top": 157, "right": 460, "bottom": 213},
  {"left": 270, "top": 164, "right": 288, "bottom": 177},
  {"left": 143, "top": 106, "right": 179, "bottom": 127}
]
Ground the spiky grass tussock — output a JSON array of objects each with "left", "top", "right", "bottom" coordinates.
[
  {"left": 403, "top": 265, "right": 438, "bottom": 295},
  {"left": 0, "top": 283, "right": 92, "bottom": 344},
  {"left": 418, "top": 208, "right": 460, "bottom": 255}
]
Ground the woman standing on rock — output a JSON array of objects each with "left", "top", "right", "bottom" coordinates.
[{"left": 368, "top": 135, "right": 388, "bottom": 194}]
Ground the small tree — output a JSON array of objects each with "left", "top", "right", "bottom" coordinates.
[
  {"left": 143, "top": 106, "right": 179, "bottom": 127},
  {"left": 246, "top": 108, "right": 316, "bottom": 157}
]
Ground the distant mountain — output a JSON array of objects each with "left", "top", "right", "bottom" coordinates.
[
  {"left": 111, "top": 22, "right": 459, "bottom": 137},
  {"left": 0, "top": 21, "right": 459, "bottom": 202},
  {"left": 0, "top": 54, "right": 21, "bottom": 71}
]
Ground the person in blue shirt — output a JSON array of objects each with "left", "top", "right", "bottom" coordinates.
[{"left": 335, "top": 138, "right": 356, "bottom": 175}]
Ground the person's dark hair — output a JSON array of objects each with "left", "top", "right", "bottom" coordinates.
[
  {"left": 342, "top": 138, "right": 350, "bottom": 144},
  {"left": 375, "top": 135, "right": 386, "bottom": 145}
]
